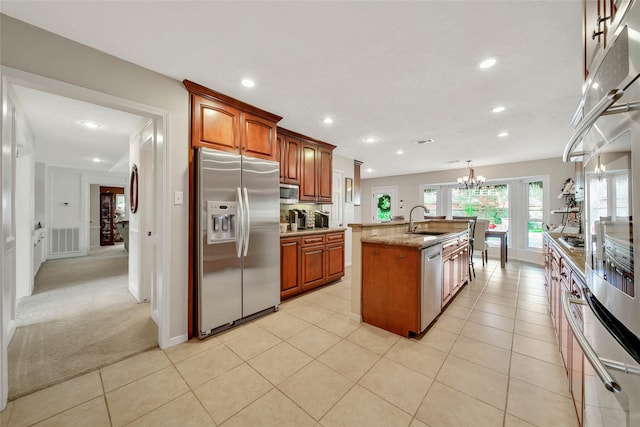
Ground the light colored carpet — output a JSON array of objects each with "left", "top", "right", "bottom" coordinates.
[{"left": 8, "top": 244, "right": 158, "bottom": 400}]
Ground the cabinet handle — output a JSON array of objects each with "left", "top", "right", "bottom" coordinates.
[
  {"left": 397, "top": 254, "right": 405, "bottom": 260},
  {"left": 452, "top": 255, "right": 459, "bottom": 260},
  {"left": 592, "top": 29, "right": 604, "bottom": 39},
  {"left": 307, "top": 250, "right": 323, "bottom": 255},
  {"left": 282, "top": 242, "right": 297, "bottom": 247},
  {"left": 560, "top": 272, "right": 567, "bottom": 278}
]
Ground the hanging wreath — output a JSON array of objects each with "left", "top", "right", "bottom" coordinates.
[{"left": 377, "top": 194, "right": 391, "bottom": 212}]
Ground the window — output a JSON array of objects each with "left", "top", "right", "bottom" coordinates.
[
  {"left": 423, "top": 187, "right": 438, "bottom": 215},
  {"left": 527, "top": 181, "right": 543, "bottom": 248},
  {"left": 450, "top": 185, "right": 509, "bottom": 225}
]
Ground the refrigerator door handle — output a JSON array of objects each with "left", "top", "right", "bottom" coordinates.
[
  {"left": 243, "top": 187, "right": 250, "bottom": 257},
  {"left": 236, "top": 187, "right": 244, "bottom": 258}
]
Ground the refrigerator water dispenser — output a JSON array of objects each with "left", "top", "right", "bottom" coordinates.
[{"left": 207, "top": 201, "right": 237, "bottom": 244}]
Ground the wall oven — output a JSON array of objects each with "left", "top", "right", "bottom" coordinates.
[{"left": 564, "top": 1, "right": 640, "bottom": 424}]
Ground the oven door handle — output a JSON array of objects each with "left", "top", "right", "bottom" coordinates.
[
  {"left": 561, "top": 291, "right": 621, "bottom": 393},
  {"left": 563, "top": 89, "right": 624, "bottom": 162}
]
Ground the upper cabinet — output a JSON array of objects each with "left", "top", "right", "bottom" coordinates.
[
  {"left": 583, "top": 0, "right": 625, "bottom": 79},
  {"left": 184, "top": 80, "right": 282, "bottom": 161},
  {"left": 278, "top": 134, "right": 302, "bottom": 185},
  {"left": 278, "top": 127, "right": 335, "bottom": 203}
]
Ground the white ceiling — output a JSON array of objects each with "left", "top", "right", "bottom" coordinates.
[
  {"left": 12, "top": 86, "right": 146, "bottom": 173},
  {"left": 1, "top": 1, "right": 585, "bottom": 179}
]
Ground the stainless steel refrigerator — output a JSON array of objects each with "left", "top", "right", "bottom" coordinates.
[{"left": 196, "top": 147, "right": 280, "bottom": 338}]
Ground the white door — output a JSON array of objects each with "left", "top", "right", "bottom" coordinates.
[
  {"left": 330, "top": 170, "right": 344, "bottom": 227},
  {"left": 1, "top": 76, "right": 17, "bottom": 410},
  {"left": 371, "top": 186, "right": 397, "bottom": 222}
]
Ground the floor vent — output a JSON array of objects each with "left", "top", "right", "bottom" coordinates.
[{"left": 49, "top": 227, "right": 80, "bottom": 255}]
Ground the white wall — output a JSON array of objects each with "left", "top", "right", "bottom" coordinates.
[
  {"left": 15, "top": 154, "right": 34, "bottom": 299},
  {"left": 327, "top": 154, "right": 355, "bottom": 266},
  {"left": 34, "top": 162, "right": 45, "bottom": 228},
  {"left": 1, "top": 14, "right": 189, "bottom": 345}
]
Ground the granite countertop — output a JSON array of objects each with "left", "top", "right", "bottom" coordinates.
[
  {"left": 280, "top": 227, "right": 347, "bottom": 238},
  {"left": 545, "top": 232, "right": 586, "bottom": 278},
  {"left": 361, "top": 230, "right": 468, "bottom": 250}
]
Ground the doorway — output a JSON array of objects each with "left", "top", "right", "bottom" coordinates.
[
  {"left": 0, "top": 68, "right": 167, "bottom": 403},
  {"left": 371, "top": 186, "right": 398, "bottom": 222}
]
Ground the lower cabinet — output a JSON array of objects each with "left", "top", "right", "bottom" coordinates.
[
  {"left": 280, "top": 231, "right": 345, "bottom": 299},
  {"left": 544, "top": 234, "right": 585, "bottom": 426},
  {"left": 441, "top": 235, "right": 469, "bottom": 308},
  {"left": 361, "top": 243, "right": 420, "bottom": 337}
]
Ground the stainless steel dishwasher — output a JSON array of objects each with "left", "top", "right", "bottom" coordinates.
[{"left": 421, "top": 244, "right": 443, "bottom": 332}]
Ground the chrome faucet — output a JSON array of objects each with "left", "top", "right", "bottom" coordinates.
[{"left": 408, "top": 205, "right": 429, "bottom": 232}]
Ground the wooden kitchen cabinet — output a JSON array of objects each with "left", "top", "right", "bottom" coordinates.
[
  {"left": 543, "top": 233, "right": 587, "bottom": 425},
  {"left": 301, "top": 235, "right": 326, "bottom": 291},
  {"left": 278, "top": 127, "right": 335, "bottom": 201},
  {"left": 326, "top": 232, "right": 345, "bottom": 281},
  {"left": 278, "top": 134, "right": 302, "bottom": 185},
  {"left": 441, "top": 235, "right": 469, "bottom": 308},
  {"left": 280, "top": 237, "right": 300, "bottom": 299},
  {"left": 582, "top": 0, "right": 623, "bottom": 79},
  {"left": 362, "top": 242, "right": 421, "bottom": 337},
  {"left": 280, "top": 230, "right": 345, "bottom": 299},
  {"left": 184, "top": 80, "right": 281, "bottom": 160}
]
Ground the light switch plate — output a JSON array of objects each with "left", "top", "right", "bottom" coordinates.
[{"left": 174, "top": 191, "right": 183, "bottom": 205}]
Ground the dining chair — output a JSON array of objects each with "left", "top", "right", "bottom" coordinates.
[
  {"left": 473, "top": 219, "right": 490, "bottom": 266},
  {"left": 452, "top": 216, "right": 477, "bottom": 279}
]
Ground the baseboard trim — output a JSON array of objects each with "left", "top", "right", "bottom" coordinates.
[{"left": 163, "top": 334, "right": 188, "bottom": 350}]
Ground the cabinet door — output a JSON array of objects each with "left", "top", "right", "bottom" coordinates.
[
  {"left": 283, "top": 136, "right": 302, "bottom": 185},
  {"left": 442, "top": 255, "right": 453, "bottom": 307},
  {"left": 280, "top": 238, "right": 300, "bottom": 299},
  {"left": 301, "top": 245, "right": 326, "bottom": 290},
  {"left": 241, "top": 111, "right": 277, "bottom": 161},
  {"left": 278, "top": 134, "right": 285, "bottom": 182},
  {"left": 191, "top": 94, "right": 239, "bottom": 152},
  {"left": 583, "top": 0, "right": 604, "bottom": 79},
  {"left": 317, "top": 146, "right": 333, "bottom": 203},
  {"left": 326, "top": 242, "right": 345, "bottom": 282},
  {"left": 300, "top": 144, "right": 318, "bottom": 201},
  {"left": 362, "top": 244, "right": 420, "bottom": 337}
]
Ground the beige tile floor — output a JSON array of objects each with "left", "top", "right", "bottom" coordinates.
[{"left": 1, "top": 260, "right": 579, "bottom": 427}]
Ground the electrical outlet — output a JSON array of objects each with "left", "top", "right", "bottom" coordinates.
[{"left": 174, "top": 191, "right": 183, "bottom": 205}]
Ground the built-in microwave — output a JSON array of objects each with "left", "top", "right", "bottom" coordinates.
[{"left": 279, "top": 183, "right": 299, "bottom": 204}]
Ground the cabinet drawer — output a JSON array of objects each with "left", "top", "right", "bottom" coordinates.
[
  {"left": 301, "top": 235, "right": 326, "bottom": 246},
  {"left": 326, "top": 232, "right": 344, "bottom": 243}
]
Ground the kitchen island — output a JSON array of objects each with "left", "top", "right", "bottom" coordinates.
[{"left": 349, "top": 219, "right": 471, "bottom": 335}]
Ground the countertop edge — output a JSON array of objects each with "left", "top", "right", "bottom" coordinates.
[
  {"left": 280, "top": 227, "right": 346, "bottom": 238},
  {"left": 361, "top": 230, "right": 469, "bottom": 249},
  {"left": 544, "top": 232, "right": 586, "bottom": 280}
]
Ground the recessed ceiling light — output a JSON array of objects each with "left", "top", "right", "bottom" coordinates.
[
  {"left": 92, "top": 157, "right": 102, "bottom": 163},
  {"left": 492, "top": 105, "right": 505, "bottom": 113},
  {"left": 396, "top": 150, "right": 404, "bottom": 155},
  {"left": 80, "top": 120, "right": 101, "bottom": 129},
  {"left": 323, "top": 117, "right": 334, "bottom": 124},
  {"left": 366, "top": 168, "right": 373, "bottom": 173},
  {"left": 592, "top": 82, "right": 600, "bottom": 89},
  {"left": 364, "top": 136, "right": 378, "bottom": 143},
  {"left": 479, "top": 58, "right": 497, "bottom": 69},
  {"left": 241, "top": 78, "right": 255, "bottom": 88},
  {"left": 498, "top": 131, "right": 509, "bottom": 137}
]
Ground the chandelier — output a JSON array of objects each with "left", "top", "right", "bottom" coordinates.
[
  {"left": 457, "top": 160, "right": 486, "bottom": 190},
  {"left": 595, "top": 155, "right": 606, "bottom": 180}
]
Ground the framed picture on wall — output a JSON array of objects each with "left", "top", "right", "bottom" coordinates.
[{"left": 345, "top": 177, "right": 353, "bottom": 203}]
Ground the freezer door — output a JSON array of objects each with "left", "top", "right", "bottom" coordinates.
[
  {"left": 197, "top": 148, "right": 243, "bottom": 336},
  {"left": 241, "top": 155, "right": 281, "bottom": 316}
]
